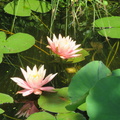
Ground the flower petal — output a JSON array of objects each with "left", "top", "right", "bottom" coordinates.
[
  {"left": 11, "top": 77, "right": 31, "bottom": 89},
  {"left": 17, "top": 89, "right": 34, "bottom": 96},
  {"left": 40, "top": 86, "right": 55, "bottom": 92},
  {"left": 41, "top": 73, "right": 57, "bottom": 86}
]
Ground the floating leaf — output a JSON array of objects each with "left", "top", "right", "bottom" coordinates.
[
  {"left": 3, "top": 33, "right": 35, "bottom": 53},
  {"left": 0, "top": 93, "right": 13, "bottom": 104},
  {"left": 57, "top": 112, "right": 86, "bottom": 120},
  {"left": 86, "top": 76, "right": 120, "bottom": 120},
  {"left": 4, "top": 0, "right": 52, "bottom": 16},
  {"left": 38, "top": 87, "right": 70, "bottom": 113},
  {"left": 4, "top": 0, "right": 31, "bottom": 16},
  {"left": 27, "top": 112, "right": 56, "bottom": 120},
  {"left": 93, "top": 16, "right": 120, "bottom": 28},
  {"left": 27, "top": 0, "right": 51, "bottom": 13},
  {"left": 93, "top": 16, "right": 120, "bottom": 38},
  {"left": 98, "top": 28, "right": 120, "bottom": 38},
  {"left": 67, "top": 61, "right": 111, "bottom": 111}
]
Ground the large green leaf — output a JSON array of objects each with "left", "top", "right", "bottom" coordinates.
[
  {"left": 38, "top": 87, "right": 70, "bottom": 113},
  {"left": 93, "top": 16, "right": 120, "bottom": 38},
  {"left": 67, "top": 61, "right": 111, "bottom": 111},
  {"left": 57, "top": 112, "right": 86, "bottom": 120},
  {"left": 0, "top": 93, "right": 13, "bottom": 104},
  {"left": 4, "top": 0, "right": 51, "bottom": 16},
  {"left": 86, "top": 76, "right": 120, "bottom": 120},
  {"left": 27, "top": 112, "right": 56, "bottom": 120}
]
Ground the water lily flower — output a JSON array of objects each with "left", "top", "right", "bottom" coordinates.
[
  {"left": 47, "top": 34, "right": 82, "bottom": 59},
  {"left": 11, "top": 65, "right": 57, "bottom": 96}
]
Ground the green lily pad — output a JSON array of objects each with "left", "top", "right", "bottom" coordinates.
[
  {"left": 27, "top": 112, "right": 56, "bottom": 120},
  {"left": 0, "top": 93, "right": 13, "bottom": 104},
  {"left": 98, "top": 28, "right": 120, "bottom": 38},
  {"left": 27, "top": 0, "right": 51, "bottom": 13},
  {"left": 67, "top": 61, "right": 111, "bottom": 111},
  {"left": 86, "top": 76, "right": 120, "bottom": 120},
  {"left": 93, "top": 16, "right": 120, "bottom": 28},
  {"left": 57, "top": 112, "right": 86, "bottom": 120},
  {"left": 93, "top": 16, "right": 120, "bottom": 38},
  {"left": 4, "top": 0, "right": 31, "bottom": 16},
  {"left": 3, "top": 33, "right": 35, "bottom": 53},
  {"left": 4, "top": 0, "right": 52, "bottom": 16},
  {"left": 38, "top": 87, "right": 70, "bottom": 113}
]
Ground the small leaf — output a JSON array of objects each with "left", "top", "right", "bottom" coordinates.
[
  {"left": 27, "top": 112, "right": 56, "bottom": 120},
  {"left": 0, "top": 108, "right": 4, "bottom": 114},
  {"left": 0, "top": 93, "right": 13, "bottom": 104},
  {"left": 112, "top": 69, "right": 120, "bottom": 76},
  {"left": 67, "top": 49, "right": 89, "bottom": 63}
]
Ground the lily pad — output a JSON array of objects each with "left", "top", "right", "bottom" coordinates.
[
  {"left": 0, "top": 93, "right": 13, "bottom": 104},
  {"left": 38, "top": 87, "right": 70, "bottom": 113},
  {"left": 4, "top": 0, "right": 31, "bottom": 16},
  {"left": 86, "top": 76, "right": 120, "bottom": 120},
  {"left": 93, "top": 16, "right": 120, "bottom": 38},
  {"left": 27, "top": 112, "right": 56, "bottom": 120},
  {"left": 4, "top": 0, "right": 51, "bottom": 16},
  {"left": 3, "top": 33, "right": 35, "bottom": 53},
  {"left": 67, "top": 61, "right": 111, "bottom": 111},
  {"left": 57, "top": 112, "right": 86, "bottom": 120}
]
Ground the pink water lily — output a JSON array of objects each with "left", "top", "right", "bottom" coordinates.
[
  {"left": 11, "top": 65, "right": 57, "bottom": 96},
  {"left": 47, "top": 34, "right": 82, "bottom": 59}
]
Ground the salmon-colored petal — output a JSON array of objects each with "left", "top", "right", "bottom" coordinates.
[
  {"left": 11, "top": 77, "right": 31, "bottom": 89},
  {"left": 17, "top": 89, "right": 34, "bottom": 96},
  {"left": 40, "top": 86, "right": 55, "bottom": 92}
]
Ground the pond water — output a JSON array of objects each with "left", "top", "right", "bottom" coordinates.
[{"left": 0, "top": 0, "right": 120, "bottom": 120}]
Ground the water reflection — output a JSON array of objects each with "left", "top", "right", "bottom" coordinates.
[{"left": 15, "top": 101, "right": 39, "bottom": 118}]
